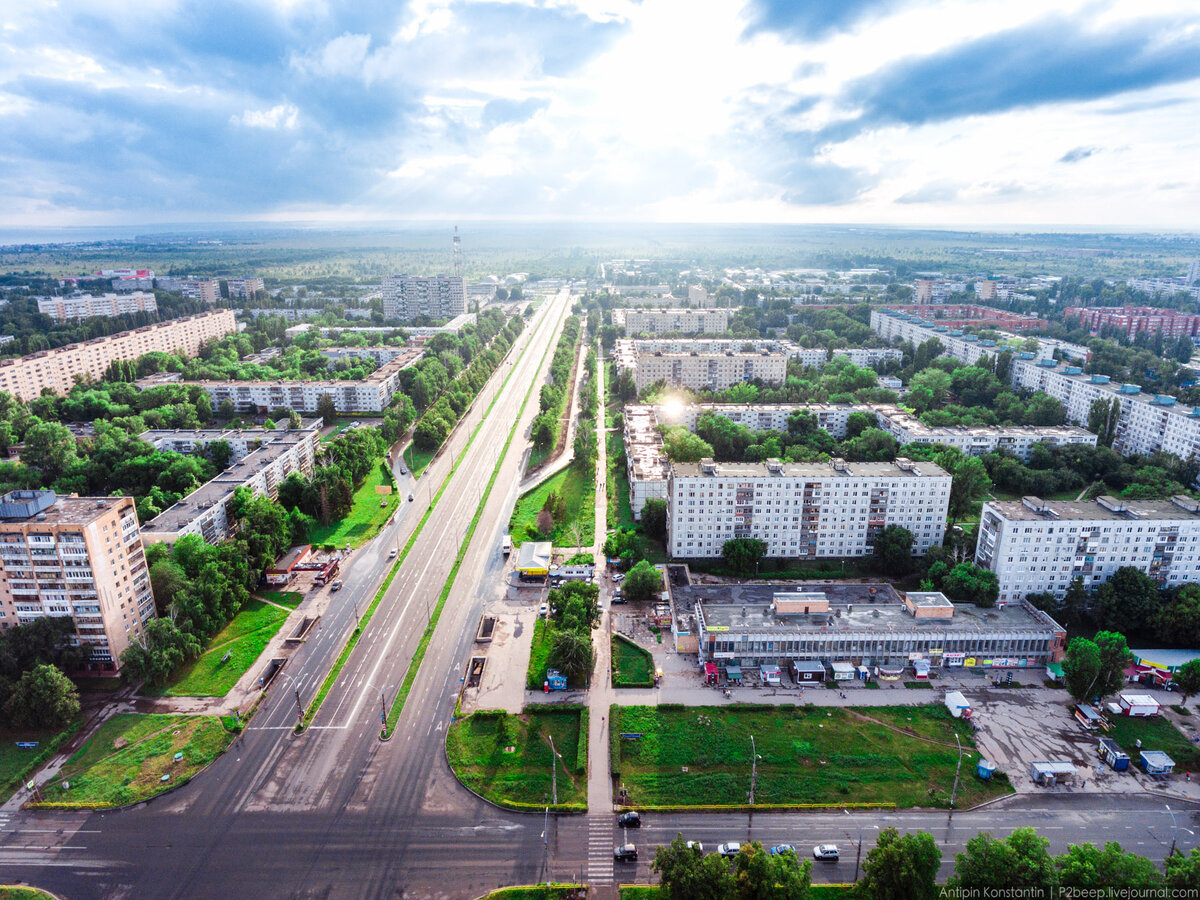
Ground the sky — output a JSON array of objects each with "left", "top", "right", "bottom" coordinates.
[{"left": 1, "top": 0, "right": 1198, "bottom": 229}]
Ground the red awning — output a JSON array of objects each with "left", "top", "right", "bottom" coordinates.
[{"left": 704, "top": 663, "right": 718, "bottom": 676}]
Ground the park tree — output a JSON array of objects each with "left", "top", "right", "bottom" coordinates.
[
  {"left": 1088, "top": 398, "right": 1120, "bottom": 447},
  {"left": 315, "top": 393, "right": 337, "bottom": 422},
  {"left": 652, "top": 836, "right": 736, "bottom": 900},
  {"left": 1092, "top": 567, "right": 1160, "bottom": 636},
  {"left": 1093, "top": 631, "right": 1133, "bottom": 699},
  {"left": 624, "top": 560, "right": 663, "bottom": 603},
  {"left": 940, "top": 563, "right": 999, "bottom": 608},
  {"left": 3, "top": 664, "right": 80, "bottom": 730},
  {"left": 1170, "top": 659, "right": 1200, "bottom": 705},
  {"left": 1155, "top": 584, "right": 1200, "bottom": 647},
  {"left": 120, "top": 618, "right": 203, "bottom": 686},
  {"left": 733, "top": 841, "right": 812, "bottom": 900},
  {"left": 1165, "top": 847, "right": 1200, "bottom": 889},
  {"left": 536, "top": 508, "right": 554, "bottom": 538},
  {"left": 950, "top": 828, "right": 1054, "bottom": 894},
  {"left": 19, "top": 420, "right": 78, "bottom": 481},
  {"left": 662, "top": 428, "right": 715, "bottom": 463},
  {"left": 641, "top": 498, "right": 668, "bottom": 543},
  {"left": 856, "top": 827, "right": 941, "bottom": 900},
  {"left": 722, "top": 538, "right": 768, "bottom": 576},
  {"left": 549, "top": 628, "right": 593, "bottom": 683},
  {"left": 1055, "top": 842, "right": 1161, "bottom": 889},
  {"left": 844, "top": 411, "right": 875, "bottom": 439},
  {"left": 935, "top": 450, "right": 992, "bottom": 524},
  {"left": 549, "top": 581, "right": 600, "bottom": 631},
  {"left": 873, "top": 525, "right": 914, "bottom": 576},
  {"left": 1062, "top": 637, "right": 1102, "bottom": 703}
]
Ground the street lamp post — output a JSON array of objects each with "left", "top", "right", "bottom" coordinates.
[
  {"left": 278, "top": 671, "right": 305, "bottom": 726},
  {"left": 845, "top": 813, "right": 880, "bottom": 884},
  {"left": 950, "top": 733, "right": 965, "bottom": 811},
  {"left": 549, "top": 734, "right": 558, "bottom": 806},
  {"left": 1164, "top": 804, "right": 1197, "bottom": 858},
  {"left": 748, "top": 735, "right": 761, "bottom": 806}
]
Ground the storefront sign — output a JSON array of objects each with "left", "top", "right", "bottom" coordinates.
[{"left": 945, "top": 653, "right": 966, "bottom": 667}]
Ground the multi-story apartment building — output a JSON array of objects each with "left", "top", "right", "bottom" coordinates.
[
  {"left": 614, "top": 339, "right": 795, "bottom": 391},
  {"left": 672, "top": 582, "right": 1065, "bottom": 673},
  {"left": 914, "top": 279, "right": 967, "bottom": 304},
  {"left": 180, "top": 279, "right": 220, "bottom": 304},
  {"left": 871, "top": 308, "right": 1090, "bottom": 364},
  {"left": 319, "top": 346, "right": 415, "bottom": 366},
  {"left": 1064, "top": 306, "right": 1200, "bottom": 340},
  {"left": 226, "top": 277, "right": 265, "bottom": 301},
  {"left": 879, "top": 304, "right": 1047, "bottom": 332},
  {"left": 1009, "top": 359, "right": 1200, "bottom": 460},
  {"left": 976, "top": 495, "right": 1200, "bottom": 605},
  {"left": 36, "top": 292, "right": 157, "bottom": 321},
  {"left": 0, "top": 490, "right": 155, "bottom": 674},
  {"left": 666, "top": 457, "right": 950, "bottom": 560},
  {"left": 613, "top": 308, "right": 730, "bottom": 335},
  {"left": 382, "top": 275, "right": 466, "bottom": 321},
  {"left": 141, "top": 424, "right": 321, "bottom": 546},
  {"left": 152, "top": 346, "right": 424, "bottom": 414},
  {"left": 873, "top": 407, "right": 1097, "bottom": 459},
  {"left": 1128, "top": 279, "right": 1200, "bottom": 302},
  {"left": 624, "top": 405, "right": 669, "bottom": 519},
  {"left": 688, "top": 285, "right": 712, "bottom": 307},
  {"left": 0, "top": 311, "right": 236, "bottom": 402},
  {"left": 140, "top": 419, "right": 322, "bottom": 465}
]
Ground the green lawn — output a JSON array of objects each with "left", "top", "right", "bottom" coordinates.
[
  {"left": 509, "top": 464, "right": 596, "bottom": 547},
  {"left": 610, "top": 704, "right": 1011, "bottom": 809},
  {"left": 148, "top": 599, "right": 290, "bottom": 697},
  {"left": 619, "top": 889, "right": 657, "bottom": 899},
  {"left": 0, "top": 724, "right": 77, "bottom": 802},
  {"left": 607, "top": 427, "right": 636, "bottom": 531},
  {"left": 528, "top": 618, "right": 553, "bottom": 689},
  {"left": 256, "top": 589, "right": 303, "bottom": 609},
  {"left": 482, "top": 887, "right": 584, "bottom": 900},
  {"left": 1106, "top": 714, "right": 1200, "bottom": 771},
  {"left": 446, "top": 708, "right": 588, "bottom": 810},
  {"left": 308, "top": 461, "right": 398, "bottom": 548},
  {"left": 0, "top": 889, "right": 58, "bottom": 900},
  {"left": 612, "top": 635, "right": 654, "bottom": 688},
  {"left": 404, "top": 445, "right": 436, "bottom": 478},
  {"left": 32, "top": 713, "right": 233, "bottom": 809}
]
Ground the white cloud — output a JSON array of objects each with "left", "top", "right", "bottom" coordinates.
[{"left": 231, "top": 102, "right": 300, "bottom": 129}]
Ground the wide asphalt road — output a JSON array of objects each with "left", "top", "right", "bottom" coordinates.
[{"left": 1, "top": 287, "right": 1197, "bottom": 897}]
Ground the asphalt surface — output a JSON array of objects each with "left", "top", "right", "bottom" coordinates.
[{"left": 1, "top": 287, "right": 1198, "bottom": 897}]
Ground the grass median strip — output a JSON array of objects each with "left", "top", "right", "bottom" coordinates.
[
  {"left": 382, "top": 303, "right": 565, "bottom": 737},
  {"left": 302, "top": 303, "right": 558, "bottom": 731}
]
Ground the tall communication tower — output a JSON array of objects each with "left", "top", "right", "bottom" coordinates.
[{"left": 452, "top": 226, "right": 463, "bottom": 278}]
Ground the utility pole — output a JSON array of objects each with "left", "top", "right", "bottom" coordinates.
[
  {"left": 379, "top": 689, "right": 387, "bottom": 726},
  {"left": 950, "top": 732, "right": 964, "bottom": 812},
  {"left": 749, "top": 734, "right": 758, "bottom": 806},
  {"left": 294, "top": 687, "right": 303, "bottom": 724}
]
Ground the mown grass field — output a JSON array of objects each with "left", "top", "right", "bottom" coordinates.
[
  {"left": 148, "top": 599, "right": 291, "bottom": 697},
  {"left": 612, "top": 635, "right": 654, "bottom": 688},
  {"left": 405, "top": 445, "right": 436, "bottom": 478},
  {"left": 509, "top": 464, "right": 595, "bottom": 547},
  {"left": 607, "top": 427, "right": 636, "bottom": 532},
  {"left": 482, "top": 887, "right": 584, "bottom": 900},
  {"left": 34, "top": 713, "right": 232, "bottom": 808},
  {"left": 0, "top": 724, "right": 76, "bottom": 802},
  {"left": 1107, "top": 714, "right": 1200, "bottom": 771},
  {"left": 446, "top": 708, "right": 587, "bottom": 810},
  {"left": 256, "top": 589, "right": 303, "bottom": 609},
  {"left": 308, "top": 462, "right": 397, "bottom": 548},
  {"left": 610, "top": 704, "right": 1010, "bottom": 809},
  {"left": 0, "top": 888, "right": 58, "bottom": 900}
]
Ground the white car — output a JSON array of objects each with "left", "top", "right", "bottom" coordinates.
[
  {"left": 813, "top": 844, "right": 840, "bottom": 861},
  {"left": 686, "top": 841, "right": 704, "bottom": 854},
  {"left": 612, "top": 573, "right": 625, "bottom": 583},
  {"left": 538, "top": 603, "right": 548, "bottom": 617},
  {"left": 717, "top": 842, "right": 741, "bottom": 858}
]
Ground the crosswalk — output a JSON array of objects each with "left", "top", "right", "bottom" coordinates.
[{"left": 586, "top": 816, "right": 614, "bottom": 884}]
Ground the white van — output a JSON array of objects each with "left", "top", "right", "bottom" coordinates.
[{"left": 501, "top": 534, "right": 512, "bottom": 556}]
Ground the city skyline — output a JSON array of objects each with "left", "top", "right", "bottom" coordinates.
[{"left": 1, "top": 0, "right": 1198, "bottom": 229}]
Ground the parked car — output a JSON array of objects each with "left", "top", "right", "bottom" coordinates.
[
  {"left": 408, "top": 493, "right": 414, "bottom": 501},
  {"left": 813, "top": 845, "right": 840, "bottom": 861},
  {"left": 686, "top": 841, "right": 704, "bottom": 854},
  {"left": 613, "top": 573, "right": 625, "bottom": 583},
  {"left": 538, "top": 603, "right": 549, "bottom": 616},
  {"left": 611, "top": 595, "right": 627, "bottom": 605},
  {"left": 769, "top": 844, "right": 796, "bottom": 856},
  {"left": 330, "top": 581, "right": 343, "bottom": 592},
  {"left": 617, "top": 811, "right": 641, "bottom": 828},
  {"left": 399, "top": 466, "right": 407, "bottom": 475},
  {"left": 614, "top": 844, "right": 638, "bottom": 861},
  {"left": 717, "top": 843, "right": 741, "bottom": 858}
]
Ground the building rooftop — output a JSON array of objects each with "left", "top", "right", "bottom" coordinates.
[
  {"left": 674, "top": 582, "right": 1062, "bottom": 635},
  {"left": 877, "top": 407, "right": 1094, "bottom": 440},
  {"left": 138, "top": 346, "right": 423, "bottom": 391},
  {"left": 0, "top": 490, "right": 128, "bottom": 526},
  {"left": 140, "top": 420, "right": 322, "bottom": 445},
  {"left": 141, "top": 431, "right": 314, "bottom": 534},
  {"left": 985, "top": 495, "right": 1200, "bottom": 522},
  {"left": 672, "top": 458, "right": 949, "bottom": 479}
]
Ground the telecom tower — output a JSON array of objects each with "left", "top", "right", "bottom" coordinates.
[{"left": 452, "top": 226, "right": 463, "bottom": 278}]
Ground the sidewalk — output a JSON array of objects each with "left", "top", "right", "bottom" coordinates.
[{"left": 518, "top": 329, "right": 587, "bottom": 493}]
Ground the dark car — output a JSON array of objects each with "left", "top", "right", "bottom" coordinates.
[
  {"left": 617, "top": 811, "right": 641, "bottom": 828},
  {"left": 614, "top": 844, "right": 638, "bottom": 861}
]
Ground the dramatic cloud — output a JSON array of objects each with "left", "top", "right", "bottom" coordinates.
[{"left": 0, "top": 0, "right": 1198, "bottom": 226}]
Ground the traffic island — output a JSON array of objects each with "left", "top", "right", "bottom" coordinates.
[
  {"left": 479, "top": 887, "right": 586, "bottom": 900},
  {"left": 610, "top": 704, "right": 1012, "bottom": 810},
  {"left": 26, "top": 713, "right": 234, "bottom": 809},
  {"left": 446, "top": 707, "right": 588, "bottom": 811}
]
